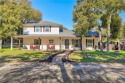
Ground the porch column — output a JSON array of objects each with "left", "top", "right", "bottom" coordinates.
[
  {"left": 18, "top": 38, "right": 21, "bottom": 50},
  {"left": 11, "top": 36, "right": 13, "bottom": 50},
  {"left": 60, "top": 37, "right": 61, "bottom": 51},
  {"left": 39, "top": 37, "right": 41, "bottom": 50}
]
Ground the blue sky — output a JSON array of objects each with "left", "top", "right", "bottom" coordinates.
[{"left": 31, "top": 0, "right": 125, "bottom": 30}]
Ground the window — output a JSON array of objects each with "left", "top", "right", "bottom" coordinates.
[
  {"left": 34, "top": 39, "right": 41, "bottom": 45},
  {"left": 49, "top": 40, "right": 54, "bottom": 44},
  {"left": 44, "top": 26, "right": 51, "bottom": 32},
  {"left": 34, "top": 26, "right": 41, "bottom": 32},
  {"left": 72, "top": 39, "right": 79, "bottom": 47},
  {"left": 87, "top": 39, "right": 93, "bottom": 47}
]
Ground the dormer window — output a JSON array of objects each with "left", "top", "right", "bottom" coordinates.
[{"left": 43, "top": 26, "right": 51, "bottom": 32}]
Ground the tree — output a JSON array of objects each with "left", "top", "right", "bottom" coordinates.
[
  {"left": 101, "top": 14, "right": 122, "bottom": 39},
  {"left": 102, "top": 0, "right": 125, "bottom": 54},
  {"left": 121, "top": 22, "right": 125, "bottom": 38},
  {"left": 73, "top": 0, "right": 103, "bottom": 35},
  {"left": 73, "top": 0, "right": 104, "bottom": 52},
  {"left": 0, "top": 0, "right": 42, "bottom": 49},
  {"left": 73, "top": 0, "right": 125, "bottom": 54}
]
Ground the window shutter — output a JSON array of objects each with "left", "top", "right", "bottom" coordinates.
[
  {"left": 34, "top": 26, "right": 35, "bottom": 32},
  {"left": 50, "top": 26, "right": 51, "bottom": 32},
  {"left": 43, "top": 26, "right": 45, "bottom": 32},
  {"left": 40, "top": 26, "right": 42, "bottom": 32}
]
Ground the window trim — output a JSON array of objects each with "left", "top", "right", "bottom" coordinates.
[
  {"left": 34, "top": 39, "right": 41, "bottom": 45},
  {"left": 43, "top": 26, "right": 51, "bottom": 32},
  {"left": 34, "top": 26, "right": 41, "bottom": 32},
  {"left": 86, "top": 39, "right": 93, "bottom": 47}
]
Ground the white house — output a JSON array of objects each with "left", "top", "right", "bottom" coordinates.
[{"left": 15, "top": 21, "right": 82, "bottom": 50}]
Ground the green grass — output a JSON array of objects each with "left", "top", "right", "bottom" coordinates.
[
  {"left": 69, "top": 50, "right": 125, "bottom": 63},
  {"left": 0, "top": 48, "right": 49, "bottom": 62}
]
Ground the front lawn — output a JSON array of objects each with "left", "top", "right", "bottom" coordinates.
[
  {"left": 69, "top": 50, "right": 125, "bottom": 63},
  {"left": 0, "top": 48, "right": 49, "bottom": 62}
]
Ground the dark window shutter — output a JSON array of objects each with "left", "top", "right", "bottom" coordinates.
[
  {"left": 43, "top": 26, "right": 45, "bottom": 32},
  {"left": 50, "top": 26, "right": 51, "bottom": 32},
  {"left": 86, "top": 39, "right": 87, "bottom": 47},
  {"left": 93, "top": 39, "right": 94, "bottom": 48},
  {"left": 40, "top": 26, "right": 42, "bottom": 32},
  {"left": 34, "top": 26, "right": 35, "bottom": 32}
]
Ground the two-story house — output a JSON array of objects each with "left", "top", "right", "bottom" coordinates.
[{"left": 15, "top": 21, "right": 82, "bottom": 50}]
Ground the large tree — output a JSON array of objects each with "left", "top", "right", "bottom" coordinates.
[
  {"left": 101, "top": 14, "right": 122, "bottom": 39},
  {"left": 73, "top": 0, "right": 125, "bottom": 54},
  {"left": 121, "top": 22, "right": 125, "bottom": 38},
  {"left": 0, "top": 0, "right": 42, "bottom": 49}
]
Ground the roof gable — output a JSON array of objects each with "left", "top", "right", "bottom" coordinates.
[{"left": 24, "top": 21, "right": 63, "bottom": 28}]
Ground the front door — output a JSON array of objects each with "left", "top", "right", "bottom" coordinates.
[{"left": 65, "top": 39, "right": 69, "bottom": 49}]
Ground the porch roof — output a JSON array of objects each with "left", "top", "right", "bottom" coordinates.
[{"left": 14, "top": 30, "right": 81, "bottom": 38}]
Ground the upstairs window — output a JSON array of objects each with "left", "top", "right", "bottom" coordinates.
[
  {"left": 34, "top": 26, "right": 41, "bottom": 32},
  {"left": 43, "top": 26, "right": 51, "bottom": 32}
]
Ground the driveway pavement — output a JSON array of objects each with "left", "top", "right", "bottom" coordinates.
[{"left": 0, "top": 51, "right": 125, "bottom": 83}]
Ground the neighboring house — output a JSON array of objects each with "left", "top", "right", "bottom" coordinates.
[{"left": 15, "top": 21, "right": 81, "bottom": 50}]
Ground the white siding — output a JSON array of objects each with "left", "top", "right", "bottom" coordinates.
[
  {"left": 23, "top": 26, "right": 59, "bottom": 34},
  {"left": 23, "top": 37, "right": 80, "bottom": 50},
  {"left": 82, "top": 37, "right": 99, "bottom": 50}
]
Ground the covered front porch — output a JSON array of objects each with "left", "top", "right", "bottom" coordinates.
[{"left": 14, "top": 36, "right": 81, "bottom": 51}]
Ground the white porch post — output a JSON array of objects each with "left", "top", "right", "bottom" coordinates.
[
  {"left": 11, "top": 36, "right": 13, "bottom": 50},
  {"left": 60, "top": 37, "right": 61, "bottom": 51}
]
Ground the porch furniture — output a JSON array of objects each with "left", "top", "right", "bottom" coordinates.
[
  {"left": 47, "top": 45, "right": 51, "bottom": 49},
  {"left": 30, "top": 45, "right": 40, "bottom": 50},
  {"left": 47, "top": 45, "right": 55, "bottom": 50},
  {"left": 30, "top": 45, "right": 34, "bottom": 50}
]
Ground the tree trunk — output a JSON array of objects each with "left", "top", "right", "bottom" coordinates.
[
  {"left": 117, "top": 38, "right": 120, "bottom": 51},
  {"left": 106, "top": 14, "right": 112, "bottom": 54},
  {"left": 99, "top": 32, "right": 103, "bottom": 52},
  {"left": 0, "top": 38, "right": 2, "bottom": 49},
  {"left": 11, "top": 36, "right": 13, "bottom": 50},
  {"left": 18, "top": 38, "right": 21, "bottom": 50}
]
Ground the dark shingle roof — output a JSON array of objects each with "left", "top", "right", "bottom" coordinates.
[
  {"left": 86, "top": 31, "right": 99, "bottom": 37},
  {"left": 24, "top": 21, "right": 63, "bottom": 27}
]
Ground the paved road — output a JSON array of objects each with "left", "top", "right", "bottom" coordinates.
[{"left": 0, "top": 51, "right": 125, "bottom": 83}]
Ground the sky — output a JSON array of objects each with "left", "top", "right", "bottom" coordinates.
[{"left": 31, "top": 0, "right": 125, "bottom": 30}]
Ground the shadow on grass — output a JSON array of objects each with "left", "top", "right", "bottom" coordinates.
[
  {"left": 0, "top": 52, "right": 48, "bottom": 62},
  {"left": 1, "top": 62, "right": 125, "bottom": 83},
  {"left": 70, "top": 51, "right": 125, "bottom": 63}
]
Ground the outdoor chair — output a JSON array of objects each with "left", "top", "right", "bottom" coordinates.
[{"left": 30, "top": 45, "right": 34, "bottom": 50}]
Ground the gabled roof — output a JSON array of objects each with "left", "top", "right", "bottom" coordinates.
[{"left": 24, "top": 21, "right": 63, "bottom": 27}]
